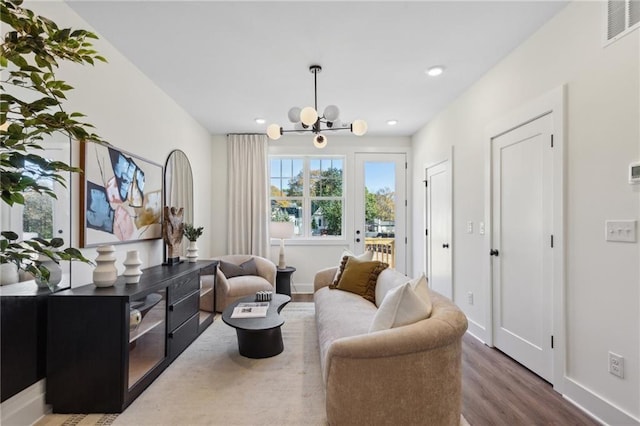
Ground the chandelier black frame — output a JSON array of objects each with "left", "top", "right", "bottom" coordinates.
[{"left": 266, "top": 65, "right": 367, "bottom": 148}]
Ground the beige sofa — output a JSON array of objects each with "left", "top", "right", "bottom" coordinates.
[{"left": 314, "top": 266, "right": 468, "bottom": 426}]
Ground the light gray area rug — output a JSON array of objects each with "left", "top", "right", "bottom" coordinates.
[{"left": 115, "top": 302, "right": 325, "bottom": 426}]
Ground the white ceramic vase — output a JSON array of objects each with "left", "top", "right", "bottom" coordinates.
[
  {"left": 0, "top": 263, "right": 19, "bottom": 286},
  {"left": 35, "top": 255, "right": 62, "bottom": 289},
  {"left": 93, "top": 245, "right": 118, "bottom": 287},
  {"left": 123, "top": 250, "right": 143, "bottom": 284},
  {"left": 186, "top": 240, "right": 199, "bottom": 263}
]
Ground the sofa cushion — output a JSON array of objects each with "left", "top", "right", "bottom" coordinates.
[
  {"left": 369, "top": 280, "right": 432, "bottom": 332},
  {"left": 375, "top": 268, "right": 413, "bottom": 307},
  {"left": 219, "top": 258, "right": 258, "bottom": 279},
  {"left": 314, "top": 286, "right": 378, "bottom": 377},
  {"left": 331, "top": 256, "right": 388, "bottom": 303}
]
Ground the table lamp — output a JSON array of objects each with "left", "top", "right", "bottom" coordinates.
[{"left": 269, "top": 221, "right": 295, "bottom": 269}]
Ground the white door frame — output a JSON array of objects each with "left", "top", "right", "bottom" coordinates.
[
  {"left": 484, "top": 85, "right": 566, "bottom": 392},
  {"left": 424, "top": 146, "right": 453, "bottom": 298}
]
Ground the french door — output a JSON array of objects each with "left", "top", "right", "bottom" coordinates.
[{"left": 353, "top": 153, "right": 407, "bottom": 273}]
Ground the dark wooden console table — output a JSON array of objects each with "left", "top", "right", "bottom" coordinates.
[{"left": 46, "top": 260, "right": 217, "bottom": 413}]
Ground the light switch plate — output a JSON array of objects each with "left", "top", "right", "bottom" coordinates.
[{"left": 605, "top": 220, "right": 637, "bottom": 242}]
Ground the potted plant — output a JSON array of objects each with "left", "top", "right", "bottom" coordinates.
[
  {"left": 1, "top": 0, "right": 107, "bottom": 288},
  {"left": 183, "top": 223, "right": 204, "bottom": 263}
]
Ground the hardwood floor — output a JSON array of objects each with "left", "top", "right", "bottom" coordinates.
[
  {"left": 462, "top": 334, "right": 600, "bottom": 425},
  {"left": 294, "top": 293, "right": 600, "bottom": 425}
]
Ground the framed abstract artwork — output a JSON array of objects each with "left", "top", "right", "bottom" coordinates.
[{"left": 80, "top": 143, "right": 163, "bottom": 247}]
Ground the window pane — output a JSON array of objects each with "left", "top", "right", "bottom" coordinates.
[
  {"left": 283, "top": 174, "right": 303, "bottom": 197},
  {"left": 269, "top": 159, "right": 281, "bottom": 178},
  {"left": 271, "top": 199, "right": 303, "bottom": 236},
  {"left": 310, "top": 158, "right": 342, "bottom": 197},
  {"left": 311, "top": 200, "right": 342, "bottom": 236},
  {"left": 270, "top": 178, "right": 283, "bottom": 197},
  {"left": 280, "top": 159, "right": 292, "bottom": 177}
]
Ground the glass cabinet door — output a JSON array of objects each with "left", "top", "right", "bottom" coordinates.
[{"left": 127, "top": 289, "right": 166, "bottom": 389}]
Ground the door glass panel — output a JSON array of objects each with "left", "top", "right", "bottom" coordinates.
[
  {"left": 128, "top": 289, "right": 167, "bottom": 389},
  {"left": 364, "top": 162, "right": 396, "bottom": 269}
]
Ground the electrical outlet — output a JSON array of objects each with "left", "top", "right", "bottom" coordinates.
[
  {"left": 467, "top": 291, "right": 474, "bottom": 305},
  {"left": 608, "top": 352, "right": 624, "bottom": 378}
]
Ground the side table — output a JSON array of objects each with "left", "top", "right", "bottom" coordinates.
[{"left": 275, "top": 266, "right": 296, "bottom": 296}]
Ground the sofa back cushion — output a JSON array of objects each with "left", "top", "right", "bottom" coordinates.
[{"left": 330, "top": 256, "right": 388, "bottom": 303}]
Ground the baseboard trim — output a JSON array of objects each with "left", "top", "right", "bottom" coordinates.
[
  {"left": 563, "top": 377, "right": 639, "bottom": 425},
  {"left": 0, "top": 380, "right": 49, "bottom": 426},
  {"left": 291, "top": 282, "right": 313, "bottom": 294},
  {"left": 466, "top": 318, "right": 488, "bottom": 344}
]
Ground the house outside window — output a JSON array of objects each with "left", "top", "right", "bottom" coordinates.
[{"left": 269, "top": 156, "right": 344, "bottom": 238}]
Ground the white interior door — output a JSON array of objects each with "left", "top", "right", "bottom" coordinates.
[
  {"left": 354, "top": 153, "right": 406, "bottom": 273},
  {"left": 425, "top": 161, "right": 452, "bottom": 299},
  {"left": 491, "top": 113, "right": 553, "bottom": 382}
]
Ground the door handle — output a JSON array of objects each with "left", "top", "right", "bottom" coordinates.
[
  {"left": 490, "top": 249, "right": 499, "bottom": 256},
  {"left": 356, "top": 230, "right": 361, "bottom": 235},
  {"left": 442, "top": 243, "right": 449, "bottom": 248},
  {"left": 356, "top": 238, "right": 361, "bottom": 243}
]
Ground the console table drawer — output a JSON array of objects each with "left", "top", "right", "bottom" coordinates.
[
  {"left": 168, "top": 290, "right": 199, "bottom": 331},
  {"left": 168, "top": 274, "right": 199, "bottom": 304},
  {"left": 168, "top": 312, "right": 198, "bottom": 359}
]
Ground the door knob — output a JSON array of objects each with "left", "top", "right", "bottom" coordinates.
[
  {"left": 356, "top": 238, "right": 361, "bottom": 243},
  {"left": 356, "top": 230, "right": 361, "bottom": 235},
  {"left": 490, "top": 249, "right": 499, "bottom": 256},
  {"left": 442, "top": 243, "right": 449, "bottom": 248}
]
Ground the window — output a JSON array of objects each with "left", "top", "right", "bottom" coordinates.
[{"left": 270, "top": 156, "right": 344, "bottom": 238}]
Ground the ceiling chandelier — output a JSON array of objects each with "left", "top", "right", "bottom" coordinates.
[{"left": 266, "top": 65, "right": 368, "bottom": 148}]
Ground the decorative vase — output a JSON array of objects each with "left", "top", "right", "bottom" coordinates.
[
  {"left": 0, "top": 263, "right": 19, "bottom": 286},
  {"left": 123, "top": 250, "right": 143, "bottom": 284},
  {"left": 93, "top": 245, "right": 118, "bottom": 287},
  {"left": 35, "top": 255, "right": 62, "bottom": 290},
  {"left": 186, "top": 240, "right": 199, "bottom": 263},
  {"left": 129, "top": 308, "right": 142, "bottom": 331}
]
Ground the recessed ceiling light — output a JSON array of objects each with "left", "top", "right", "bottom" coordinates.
[
  {"left": 426, "top": 66, "right": 445, "bottom": 77},
  {"left": 255, "top": 118, "right": 266, "bottom": 124},
  {"left": 387, "top": 120, "right": 398, "bottom": 126}
]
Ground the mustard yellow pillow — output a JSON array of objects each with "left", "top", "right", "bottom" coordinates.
[{"left": 330, "top": 256, "right": 388, "bottom": 303}]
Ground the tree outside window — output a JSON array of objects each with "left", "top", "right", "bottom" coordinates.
[{"left": 269, "top": 157, "right": 344, "bottom": 238}]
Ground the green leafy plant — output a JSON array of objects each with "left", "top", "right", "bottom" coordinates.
[
  {"left": 183, "top": 224, "right": 204, "bottom": 242},
  {"left": 1, "top": 0, "right": 107, "bottom": 283}
]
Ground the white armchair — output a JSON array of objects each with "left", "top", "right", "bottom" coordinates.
[{"left": 214, "top": 255, "right": 276, "bottom": 312}]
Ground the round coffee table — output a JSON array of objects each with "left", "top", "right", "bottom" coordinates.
[{"left": 221, "top": 294, "right": 291, "bottom": 358}]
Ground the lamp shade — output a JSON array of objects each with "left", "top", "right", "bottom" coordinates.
[
  {"left": 313, "top": 134, "right": 328, "bottom": 149},
  {"left": 267, "top": 124, "right": 282, "bottom": 140},
  {"left": 270, "top": 221, "right": 295, "bottom": 239},
  {"left": 300, "top": 106, "right": 318, "bottom": 126},
  {"left": 351, "top": 119, "right": 368, "bottom": 136}
]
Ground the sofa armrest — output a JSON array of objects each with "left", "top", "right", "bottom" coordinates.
[
  {"left": 252, "top": 256, "right": 276, "bottom": 286},
  {"left": 323, "top": 312, "right": 467, "bottom": 426},
  {"left": 314, "top": 267, "right": 338, "bottom": 293}
]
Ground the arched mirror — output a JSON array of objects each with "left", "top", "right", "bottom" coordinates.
[{"left": 164, "top": 150, "right": 194, "bottom": 259}]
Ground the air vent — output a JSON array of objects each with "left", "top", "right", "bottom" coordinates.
[{"left": 606, "top": 0, "right": 640, "bottom": 43}]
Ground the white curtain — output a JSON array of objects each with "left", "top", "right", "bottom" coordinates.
[{"left": 227, "top": 134, "right": 269, "bottom": 257}]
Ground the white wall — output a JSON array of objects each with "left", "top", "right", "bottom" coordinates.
[
  {"left": 209, "top": 134, "right": 411, "bottom": 290},
  {"left": 27, "top": 1, "right": 215, "bottom": 287},
  {"left": 1, "top": 2, "right": 214, "bottom": 424},
  {"left": 411, "top": 2, "right": 639, "bottom": 424}
]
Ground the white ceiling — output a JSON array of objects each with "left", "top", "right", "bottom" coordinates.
[{"left": 67, "top": 1, "right": 568, "bottom": 137}]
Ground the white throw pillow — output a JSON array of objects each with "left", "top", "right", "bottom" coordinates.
[
  {"left": 369, "top": 281, "right": 431, "bottom": 333},
  {"left": 409, "top": 274, "right": 432, "bottom": 317}
]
